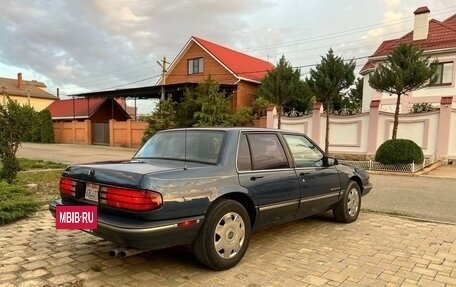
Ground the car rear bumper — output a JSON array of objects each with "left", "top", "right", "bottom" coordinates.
[{"left": 49, "top": 199, "right": 203, "bottom": 250}]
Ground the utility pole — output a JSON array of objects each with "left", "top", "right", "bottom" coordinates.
[
  {"left": 156, "top": 56, "right": 168, "bottom": 101},
  {"left": 26, "top": 84, "right": 31, "bottom": 106}
]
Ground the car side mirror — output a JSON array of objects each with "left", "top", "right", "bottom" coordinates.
[{"left": 324, "top": 157, "right": 339, "bottom": 166}]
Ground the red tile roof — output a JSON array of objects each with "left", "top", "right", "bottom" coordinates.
[
  {"left": 192, "top": 36, "right": 275, "bottom": 83},
  {"left": 47, "top": 98, "right": 106, "bottom": 119},
  {"left": 360, "top": 8, "right": 456, "bottom": 75}
]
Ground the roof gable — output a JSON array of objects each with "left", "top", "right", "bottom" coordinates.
[
  {"left": 164, "top": 36, "right": 274, "bottom": 84},
  {"left": 47, "top": 98, "right": 112, "bottom": 119},
  {"left": 192, "top": 37, "right": 275, "bottom": 83}
]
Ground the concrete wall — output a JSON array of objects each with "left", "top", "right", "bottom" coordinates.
[
  {"left": 54, "top": 120, "right": 146, "bottom": 148},
  {"left": 268, "top": 97, "right": 455, "bottom": 161}
]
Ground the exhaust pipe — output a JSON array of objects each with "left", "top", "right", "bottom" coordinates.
[
  {"left": 119, "top": 248, "right": 146, "bottom": 258},
  {"left": 108, "top": 248, "right": 124, "bottom": 257}
]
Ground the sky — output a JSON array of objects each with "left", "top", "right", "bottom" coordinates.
[{"left": 1, "top": 0, "right": 456, "bottom": 114}]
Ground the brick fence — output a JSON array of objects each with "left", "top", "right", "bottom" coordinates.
[{"left": 53, "top": 119, "right": 147, "bottom": 148}]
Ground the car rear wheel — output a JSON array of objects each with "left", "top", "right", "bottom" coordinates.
[
  {"left": 333, "top": 181, "right": 361, "bottom": 223},
  {"left": 193, "top": 199, "right": 251, "bottom": 270}
]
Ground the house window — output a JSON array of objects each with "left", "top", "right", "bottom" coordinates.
[
  {"left": 188, "top": 57, "right": 203, "bottom": 74},
  {"left": 432, "top": 62, "right": 453, "bottom": 85}
]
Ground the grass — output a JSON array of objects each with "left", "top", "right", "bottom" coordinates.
[
  {"left": 0, "top": 158, "right": 67, "bottom": 172},
  {"left": 17, "top": 158, "right": 67, "bottom": 170},
  {"left": 0, "top": 158, "right": 65, "bottom": 225},
  {"left": 0, "top": 182, "right": 41, "bottom": 225},
  {"left": 16, "top": 170, "right": 62, "bottom": 203}
]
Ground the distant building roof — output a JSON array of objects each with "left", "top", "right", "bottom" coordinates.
[
  {"left": 47, "top": 98, "right": 130, "bottom": 120},
  {"left": 164, "top": 36, "right": 275, "bottom": 84},
  {"left": 0, "top": 73, "right": 57, "bottom": 100},
  {"left": 360, "top": 8, "right": 456, "bottom": 74}
]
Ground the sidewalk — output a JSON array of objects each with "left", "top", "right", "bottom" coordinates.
[
  {"left": 423, "top": 164, "right": 456, "bottom": 178},
  {"left": 17, "top": 143, "right": 136, "bottom": 164}
]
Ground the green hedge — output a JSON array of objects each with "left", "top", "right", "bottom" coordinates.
[
  {"left": 375, "top": 139, "right": 424, "bottom": 165},
  {"left": 0, "top": 182, "right": 40, "bottom": 225}
]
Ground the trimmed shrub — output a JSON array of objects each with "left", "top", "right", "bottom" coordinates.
[
  {"left": 375, "top": 139, "right": 424, "bottom": 165},
  {"left": 0, "top": 182, "right": 40, "bottom": 225},
  {"left": 39, "top": 109, "right": 55, "bottom": 143}
]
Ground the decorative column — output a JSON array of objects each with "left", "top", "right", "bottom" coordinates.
[
  {"left": 436, "top": 97, "right": 453, "bottom": 161},
  {"left": 266, "top": 104, "right": 277, "bottom": 129},
  {"left": 311, "top": 102, "right": 323, "bottom": 145},
  {"left": 367, "top": 100, "right": 381, "bottom": 158}
]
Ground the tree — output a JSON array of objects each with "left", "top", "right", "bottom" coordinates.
[
  {"left": 368, "top": 43, "right": 438, "bottom": 139},
  {"left": 191, "top": 77, "right": 252, "bottom": 127},
  {"left": 333, "top": 77, "right": 363, "bottom": 112},
  {"left": 0, "top": 97, "right": 36, "bottom": 183},
  {"left": 142, "top": 97, "right": 178, "bottom": 143},
  {"left": 258, "top": 55, "right": 308, "bottom": 128},
  {"left": 306, "top": 49, "right": 355, "bottom": 154}
]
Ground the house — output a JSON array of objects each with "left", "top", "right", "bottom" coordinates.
[
  {"left": 0, "top": 72, "right": 58, "bottom": 111},
  {"left": 47, "top": 98, "right": 131, "bottom": 145},
  {"left": 159, "top": 36, "right": 275, "bottom": 109},
  {"left": 360, "top": 7, "right": 456, "bottom": 113}
]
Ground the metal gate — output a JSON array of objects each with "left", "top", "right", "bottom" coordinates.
[{"left": 92, "top": 123, "right": 109, "bottom": 145}]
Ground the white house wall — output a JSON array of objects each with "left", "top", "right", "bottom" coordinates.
[{"left": 362, "top": 54, "right": 456, "bottom": 113}]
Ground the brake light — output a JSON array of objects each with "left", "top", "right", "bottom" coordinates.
[
  {"left": 99, "top": 186, "right": 162, "bottom": 212},
  {"left": 60, "top": 177, "right": 76, "bottom": 197}
]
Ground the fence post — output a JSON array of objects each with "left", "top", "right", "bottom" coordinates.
[
  {"left": 412, "top": 161, "right": 415, "bottom": 173},
  {"left": 369, "top": 160, "right": 373, "bottom": 170}
]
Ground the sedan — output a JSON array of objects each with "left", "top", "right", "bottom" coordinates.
[{"left": 49, "top": 128, "right": 372, "bottom": 270}]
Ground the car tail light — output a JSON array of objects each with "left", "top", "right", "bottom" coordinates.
[
  {"left": 99, "top": 186, "right": 162, "bottom": 212},
  {"left": 60, "top": 177, "right": 76, "bottom": 197}
]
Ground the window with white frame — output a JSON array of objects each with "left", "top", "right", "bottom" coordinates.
[
  {"left": 188, "top": 57, "right": 203, "bottom": 74},
  {"left": 431, "top": 62, "right": 453, "bottom": 85}
]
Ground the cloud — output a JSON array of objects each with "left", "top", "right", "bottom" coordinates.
[{"left": 384, "top": 0, "right": 401, "bottom": 7}]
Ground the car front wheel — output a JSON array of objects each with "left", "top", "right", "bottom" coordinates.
[
  {"left": 333, "top": 180, "right": 361, "bottom": 223},
  {"left": 193, "top": 199, "right": 251, "bottom": 270}
]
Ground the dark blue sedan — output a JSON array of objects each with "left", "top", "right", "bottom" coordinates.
[{"left": 50, "top": 128, "right": 372, "bottom": 270}]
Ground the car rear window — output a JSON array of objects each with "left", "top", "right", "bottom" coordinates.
[{"left": 134, "top": 130, "right": 225, "bottom": 164}]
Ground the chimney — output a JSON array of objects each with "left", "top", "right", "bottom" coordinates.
[
  {"left": 17, "top": 72, "right": 23, "bottom": 89},
  {"left": 413, "top": 6, "right": 430, "bottom": 41}
]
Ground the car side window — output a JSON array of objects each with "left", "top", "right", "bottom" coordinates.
[
  {"left": 248, "top": 133, "right": 289, "bottom": 170},
  {"left": 283, "top": 134, "right": 324, "bottom": 168},
  {"left": 237, "top": 134, "right": 252, "bottom": 171}
]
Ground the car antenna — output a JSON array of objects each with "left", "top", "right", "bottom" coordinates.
[{"left": 183, "top": 107, "right": 188, "bottom": 171}]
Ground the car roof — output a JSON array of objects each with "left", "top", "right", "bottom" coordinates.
[{"left": 160, "top": 127, "right": 283, "bottom": 133}]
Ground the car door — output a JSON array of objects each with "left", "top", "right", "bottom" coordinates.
[
  {"left": 237, "top": 132, "right": 300, "bottom": 228},
  {"left": 282, "top": 134, "right": 342, "bottom": 218}
]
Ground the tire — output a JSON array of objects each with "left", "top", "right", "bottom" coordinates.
[
  {"left": 193, "top": 199, "right": 251, "bottom": 270},
  {"left": 333, "top": 181, "right": 361, "bottom": 223}
]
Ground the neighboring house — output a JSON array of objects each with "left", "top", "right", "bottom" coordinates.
[
  {"left": 159, "top": 36, "right": 275, "bottom": 109},
  {"left": 47, "top": 98, "right": 131, "bottom": 122},
  {"left": 0, "top": 72, "right": 58, "bottom": 111},
  {"left": 47, "top": 98, "right": 132, "bottom": 145},
  {"left": 360, "top": 7, "right": 456, "bottom": 113}
]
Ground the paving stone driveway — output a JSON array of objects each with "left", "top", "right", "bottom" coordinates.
[{"left": 1, "top": 210, "right": 456, "bottom": 287}]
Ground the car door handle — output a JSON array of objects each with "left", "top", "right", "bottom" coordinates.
[
  {"left": 250, "top": 176, "right": 264, "bottom": 181},
  {"left": 299, "top": 172, "right": 310, "bottom": 176}
]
